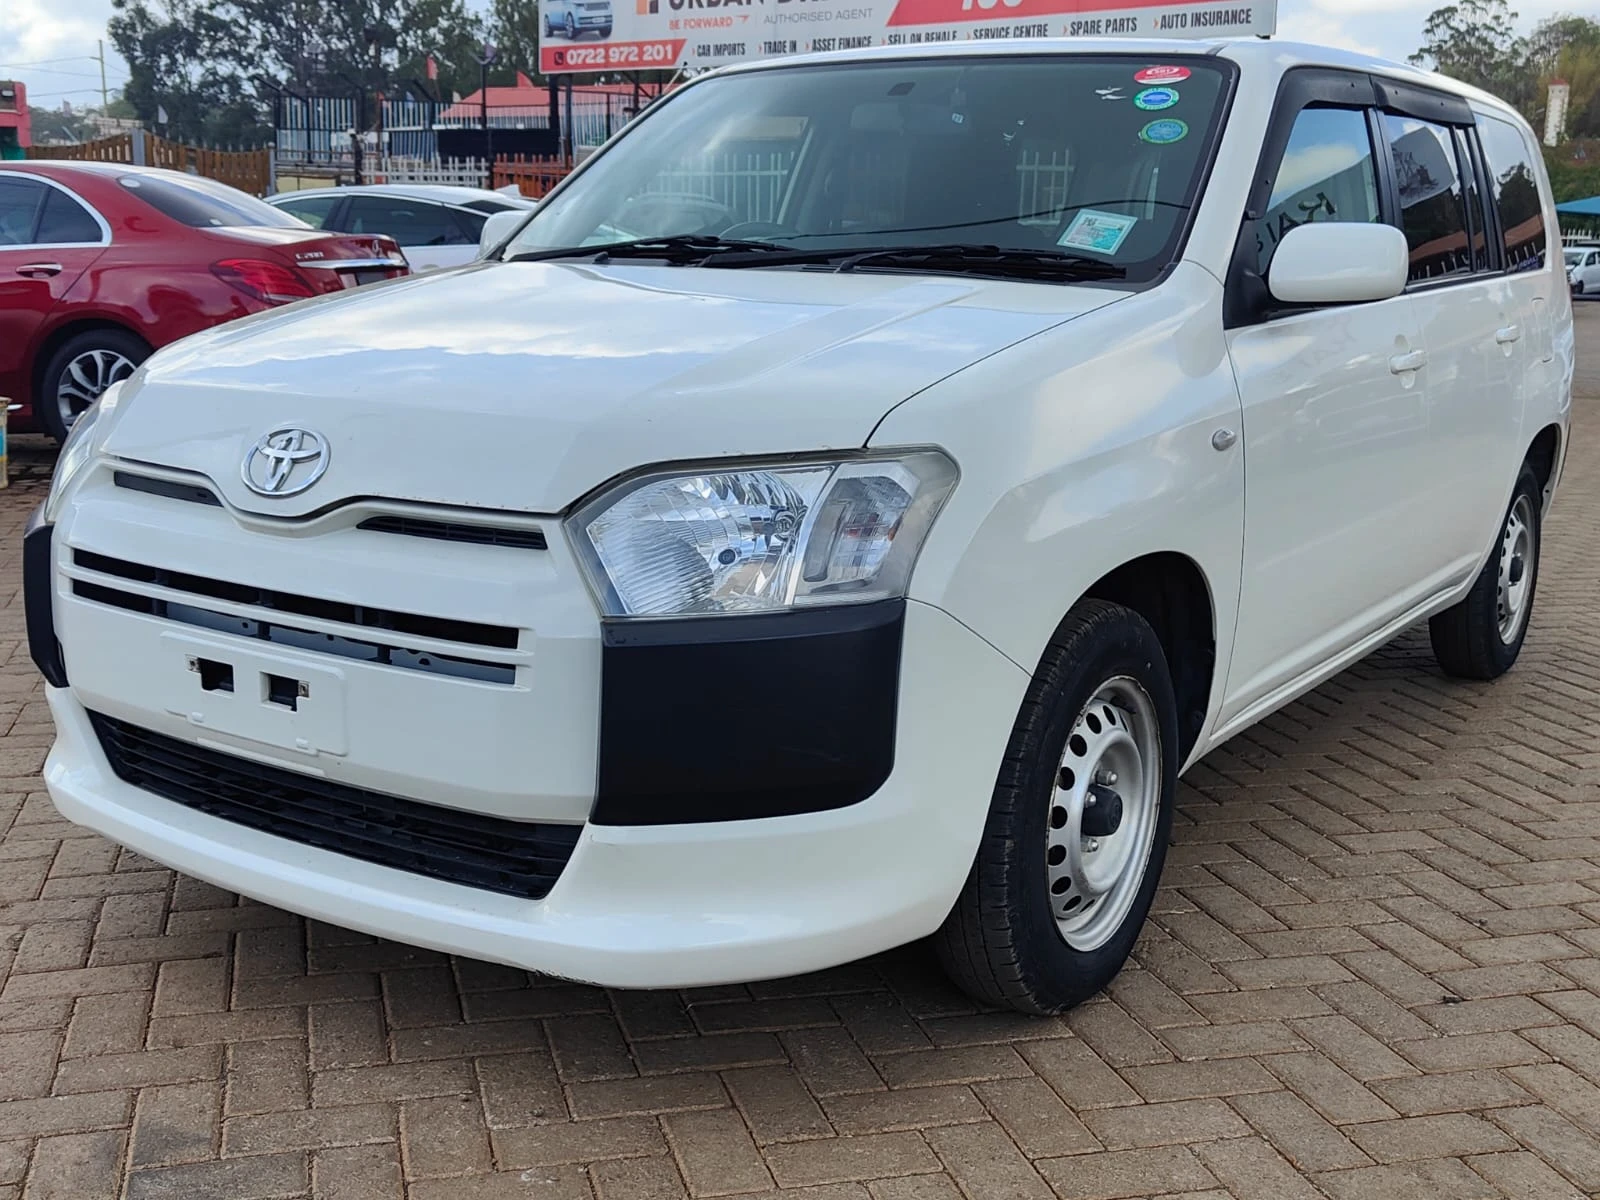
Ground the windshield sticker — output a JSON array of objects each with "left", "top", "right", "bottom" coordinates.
[
  {"left": 1058, "top": 209, "right": 1138, "bottom": 256},
  {"left": 1135, "top": 65, "right": 1191, "bottom": 85},
  {"left": 1139, "top": 119, "right": 1190, "bottom": 145},
  {"left": 1096, "top": 86, "right": 1126, "bottom": 102},
  {"left": 1134, "top": 87, "right": 1180, "bottom": 111}
]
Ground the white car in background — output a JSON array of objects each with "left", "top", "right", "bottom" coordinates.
[
  {"left": 1567, "top": 243, "right": 1600, "bottom": 295},
  {"left": 269, "top": 185, "right": 536, "bottom": 272}
]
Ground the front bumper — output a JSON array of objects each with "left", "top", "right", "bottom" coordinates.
[
  {"left": 29, "top": 480, "right": 1029, "bottom": 985},
  {"left": 41, "top": 599, "right": 1025, "bottom": 986}
]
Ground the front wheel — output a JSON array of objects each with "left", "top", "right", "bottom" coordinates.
[
  {"left": 935, "top": 600, "right": 1178, "bottom": 1014},
  {"left": 1430, "top": 464, "right": 1543, "bottom": 680},
  {"left": 39, "top": 328, "right": 149, "bottom": 443}
]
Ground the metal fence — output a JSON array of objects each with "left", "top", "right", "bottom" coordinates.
[{"left": 368, "top": 155, "right": 490, "bottom": 187}]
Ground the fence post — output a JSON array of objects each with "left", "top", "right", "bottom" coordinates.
[{"left": 131, "top": 132, "right": 146, "bottom": 166}]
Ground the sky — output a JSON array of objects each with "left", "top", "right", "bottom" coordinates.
[{"left": 0, "top": 0, "right": 1584, "bottom": 113}]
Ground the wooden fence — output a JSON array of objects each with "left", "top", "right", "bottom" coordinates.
[
  {"left": 492, "top": 155, "right": 576, "bottom": 200},
  {"left": 27, "top": 133, "right": 272, "bottom": 197}
]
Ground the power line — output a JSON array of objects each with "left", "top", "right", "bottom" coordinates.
[{"left": 0, "top": 56, "right": 106, "bottom": 69}]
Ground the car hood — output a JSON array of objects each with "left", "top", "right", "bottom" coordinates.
[{"left": 105, "top": 260, "right": 1128, "bottom": 515}]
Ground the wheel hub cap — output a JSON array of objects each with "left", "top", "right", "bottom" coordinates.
[
  {"left": 1047, "top": 677, "right": 1162, "bottom": 952},
  {"left": 1497, "top": 494, "right": 1536, "bottom": 643}
]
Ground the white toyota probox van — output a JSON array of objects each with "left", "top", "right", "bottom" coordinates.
[{"left": 27, "top": 39, "right": 1574, "bottom": 1013}]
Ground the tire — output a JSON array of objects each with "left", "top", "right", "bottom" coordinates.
[
  {"left": 1429, "top": 465, "right": 1543, "bottom": 681},
  {"left": 564, "top": 13, "right": 577, "bottom": 38},
  {"left": 38, "top": 328, "right": 149, "bottom": 443},
  {"left": 599, "top": 25, "right": 612, "bottom": 36},
  {"left": 1576, "top": 281, "right": 1587, "bottom": 296},
  {"left": 934, "top": 600, "right": 1179, "bottom": 1015}
]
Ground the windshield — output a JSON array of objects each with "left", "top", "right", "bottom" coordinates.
[
  {"left": 1567, "top": 249, "right": 1585, "bottom": 267},
  {"left": 119, "top": 173, "right": 305, "bottom": 229},
  {"left": 505, "top": 55, "right": 1233, "bottom": 281}
]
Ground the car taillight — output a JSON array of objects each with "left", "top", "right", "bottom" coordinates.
[{"left": 211, "top": 259, "right": 317, "bottom": 305}]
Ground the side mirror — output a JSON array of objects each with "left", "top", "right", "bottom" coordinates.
[
  {"left": 477, "top": 208, "right": 534, "bottom": 260},
  {"left": 1268, "top": 222, "right": 1410, "bottom": 306}
]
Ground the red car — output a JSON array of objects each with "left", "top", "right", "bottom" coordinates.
[{"left": 0, "top": 162, "right": 409, "bottom": 440}]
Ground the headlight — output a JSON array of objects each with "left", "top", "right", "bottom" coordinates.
[
  {"left": 42, "top": 381, "right": 122, "bottom": 523},
  {"left": 571, "top": 451, "right": 958, "bottom": 617}
]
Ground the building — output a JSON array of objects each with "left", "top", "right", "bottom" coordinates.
[{"left": 0, "top": 81, "right": 30, "bottom": 159}]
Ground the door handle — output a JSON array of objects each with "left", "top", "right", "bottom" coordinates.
[
  {"left": 1388, "top": 349, "right": 1428, "bottom": 375},
  {"left": 1495, "top": 325, "right": 1522, "bottom": 345},
  {"left": 16, "top": 263, "right": 63, "bottom": 278}
]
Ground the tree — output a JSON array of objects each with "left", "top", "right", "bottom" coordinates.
[
  {"left": 109, "top": 0, "right": 489, "bottom": 144},
  {"left": 110, "top": 0, "right": 271, "bottom": 144},
  {"left": 489, "top": 0, "right": 545, "bottom": 83},
  {"left": 1410, "top": 0, "right": 1527, "bottom": 100},
  {"left": 1526, "top": 15, "right": 1600, "bottom": 138}
]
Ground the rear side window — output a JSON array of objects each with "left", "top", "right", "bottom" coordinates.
[
  {"left": 345, "top": 196, "right": 471, "bottom": 246},
  {"left": 276, "top": 195, "right": 341, "bottom": 230},
  {"left": 452, "top": 208, "right": 487, "bottom": 240},
  {"left": 0, "top": 176, "right": 47, "bottom": 245},
  {"left": 120, "top": 174, "right": 302, "bottom": 228},
  {"left": 1477, "top": 115, "right": 1548, "bottom": 272},
  {"left": 1384, "top": 114, "right": 1472, "bottom": 283},
  {"left": 1253, "top": 106, "right": 1381, "bottom": 276},
  {"left": 36, "top": 188, "right": 102, "bottom": 244}
]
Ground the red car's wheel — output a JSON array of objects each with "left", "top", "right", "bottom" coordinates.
[{"left": 39, "top": 328, "right": 149, "bottom": 443}]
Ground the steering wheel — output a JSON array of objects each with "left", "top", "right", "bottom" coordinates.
[
  {"left": 619, "top": 193, "right": 737, "bottom": 237},
  {"left": 720, "top": 220, "right": 803, "bottom": 241}
]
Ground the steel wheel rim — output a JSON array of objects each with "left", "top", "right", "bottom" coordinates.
[
  {"left": 1047, "top": 677, "right": 1162, "bottom": 952},
  {"left": 57, "top": 348, "right": 135, "bottom": 429},
  {"left": 1497, "top": 494, "right": 1536, "bottom": 643}
]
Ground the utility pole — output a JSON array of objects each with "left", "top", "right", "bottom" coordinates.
[{"left": 97, "top": 40, "right": 109, "bottom": 110}]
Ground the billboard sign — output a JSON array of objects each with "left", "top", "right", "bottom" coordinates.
[{"left": 539, "top": 0, "right": 1276, "bottom": 75}]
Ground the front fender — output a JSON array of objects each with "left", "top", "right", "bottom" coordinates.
[{"left": 874, "top": 263, "right": 1245, "bottom": 757}]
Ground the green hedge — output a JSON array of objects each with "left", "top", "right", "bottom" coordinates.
[{"left": 1546, "top": 142, "right": 1600, "bottom": 204}]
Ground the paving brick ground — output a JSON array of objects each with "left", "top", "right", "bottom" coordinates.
[{"left": 2, "top": 302, "right": 1599, "bottom": 1199}]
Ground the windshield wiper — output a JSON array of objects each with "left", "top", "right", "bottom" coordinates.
[
  {"left": 703, "top": 242, "right": 1127, "bottom": 281},
  {"left": 836, "top": 244, "right": 1127, "bottom": 281},
  {"left": 505, "top": 234, "right": 798, "bottom": 264}
]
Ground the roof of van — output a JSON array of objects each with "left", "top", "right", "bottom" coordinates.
[{"left": 710, "top": 38, "right": 1524, "bottom": 124}]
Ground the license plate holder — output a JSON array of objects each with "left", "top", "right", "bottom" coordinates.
[{"left": 155, "top": 632, "right": 349, "bottom": 756}]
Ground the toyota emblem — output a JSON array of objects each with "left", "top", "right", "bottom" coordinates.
[{"left": 242, "top": 427, "right": 331, "bottom": 497}]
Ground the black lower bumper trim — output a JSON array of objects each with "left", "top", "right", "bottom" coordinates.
[
  {"left": 593, "top": 599, "right": 904, "bottom": 826},
  {"left": 24, "top": 507, "right": 67, "bottom": 688},
  {"left": 90, "top": 712, "right": 581, "bottom": 900}
]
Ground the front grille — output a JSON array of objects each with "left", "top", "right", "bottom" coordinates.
[
  {"left": 73, "top": 550, "right": 518, "bottom": 650},
  {"left": 91, "top": 713, "right": 581, "bottom": 900},
  {"left": 113, "top": 472, "right": 222, "bottom": 507},
  {"left": 71, "top": 580, "right": 514, "bottom": 685},
  {"left": 358, "top": 515, "right": 548, "bottom": 551}
]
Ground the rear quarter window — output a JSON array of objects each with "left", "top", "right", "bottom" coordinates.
[
  {"left": 120, "top": 174, "right": 303, "bottom": 229},
  {"left": 1476, "top": 114, "right": 1548, "bottom": 272}
]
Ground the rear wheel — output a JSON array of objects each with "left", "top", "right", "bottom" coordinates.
[
  {"left": 934, "top": 601, "right": 1178, "bottom": 1014},
  {"left": 39, "top": 328, "right": 149, "bottom": 443},
  {"left": 1430, "top": 464, "right": 1543, "bottom": 680}
]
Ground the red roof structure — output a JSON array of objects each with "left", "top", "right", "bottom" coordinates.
[{"left": 0, "top": 80, "right": 31, "bottom": 159}]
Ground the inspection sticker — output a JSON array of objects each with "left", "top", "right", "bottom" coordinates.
[
  {"left": 1135, "top": 86, "right": 1180, "bottom": 111},
  {"left": 1139, "top": 119, "right": 1190, "bottom": 144},
  {"left": 1134, "top": 65, "right": 1190, "bottom": 84},
  {"left": 1058, "top": 209, "right": 1138, "bottom": 255}
]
